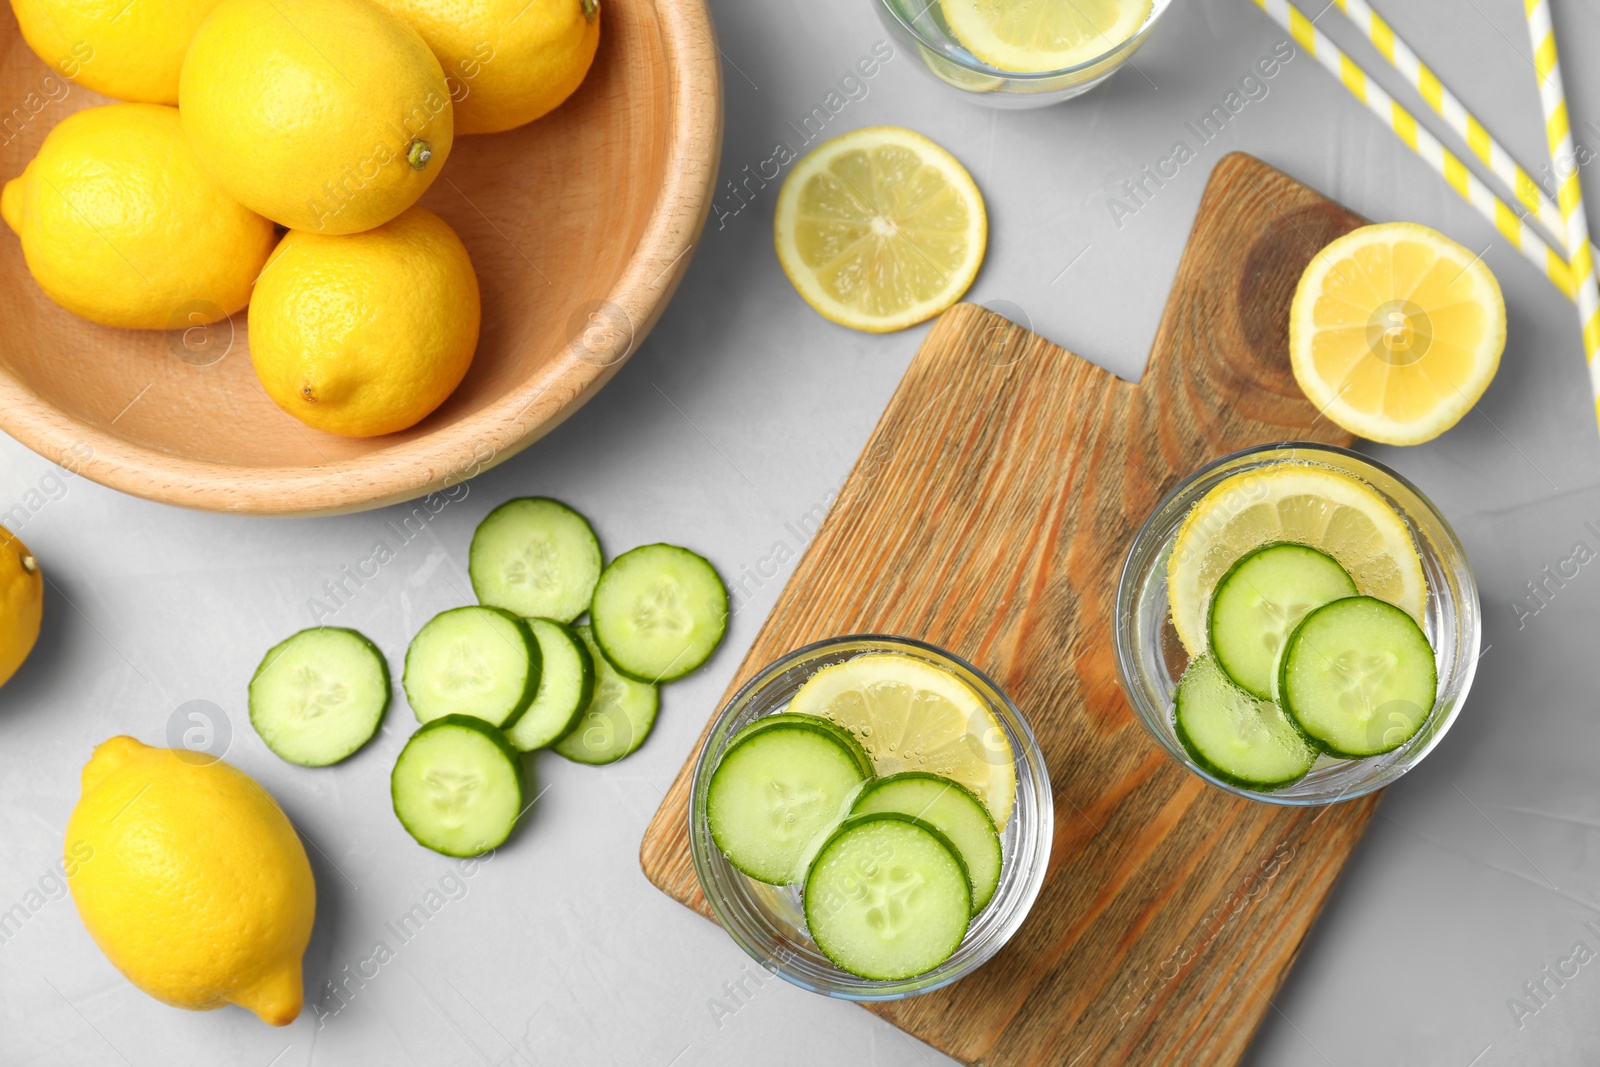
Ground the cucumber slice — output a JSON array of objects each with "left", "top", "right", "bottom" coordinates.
[
  {"left": 590, "top": 544, "right": 728, "bottom": 683},
  {"left": 469, "top": 497, "right": 602, "bottom": 624},
  {"left": 1279, "top": 595, "right": 1437, "bottom": 757},
  {"left": 1208, "top": 542, "right": 1357, "bottom": 700},
  {"left": 402, "top": 606, "right": 540, "bottom": 729},
  {"left": 708, "top": 719, "right": 871, "bottom": 884},
  {"left": 505, "top": 618, "right": 595, "bottom": 752},
  {"left": 803, "top": 813, "right": 971, "bottom": 981},
  {"left": 735, "top": 712, "right": 875, "bottom": 777},
  {"left": 851, "top": 772, "right": 1002, "bottom": 914},
  {"left": 391, "top": 715, "right": 526, "bottom": 857},
  {"left": 551, "top": 626, "right": 659, "bottom": 765},
  {"left": 248, "top": 627, "right": 390, "bottom": 767},
  {"left": 1174, "top": 654, "right": 1316, "bottom": 791}
]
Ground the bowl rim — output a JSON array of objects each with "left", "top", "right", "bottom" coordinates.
[{"left": 0, "top": 0, "right": 723, "bottom": 516}]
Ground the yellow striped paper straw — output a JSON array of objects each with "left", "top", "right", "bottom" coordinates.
[
  {"left": 1332, "top": 0, "right": 1572, "bottom": 250},
  {"left": 1248, "top": 0, "right": 1574, "bottom": 300},
  {"left": 1526, "top": 0, "right": 1600, "bottom": 406}
]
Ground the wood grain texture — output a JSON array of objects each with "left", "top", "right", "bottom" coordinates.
[
  {"left": 0, "top": 0, "right": 720, "bottom": 514},
  {"left": 641, "top": 153, "right": 1377, "bottom": 1066}
]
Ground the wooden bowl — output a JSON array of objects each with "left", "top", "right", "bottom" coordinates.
[{"left": 0, "top": 0, "right": 721, "bottom": 514}]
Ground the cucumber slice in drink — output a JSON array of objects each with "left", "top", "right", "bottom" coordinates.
[
  {"left": 505, "top": 618, "right": 595, "bottom": 752},
  {"left": 733, "top": 712, "right": 875, "bottom": 777},
  {"left": 851, "top": 772, "right": 1002, "bottom": 914},
  {"left": 391, "top": 715, "right": 526, "bottom": 857},
  {"left": 590, "top": 544, "right": 728, "bottom": 682},
  {"left": 708, "top": 719, "right": 871, "bottom": 884},
  {"left": 552, "top": 626, "right": 659, "bottom": 765},
  {"left": 469, "top": 497, "right": 603, "bottom": 624},
  {"left": 1208, "top": 542, "right": 1358, "bottom": 700},
  {"left": 804, "top": 812, "right": 971, "bottom": 981},
  {"left": 248, "top": 627, "right": 390, "bottom": 767},
  {"left": 1279, "top": 595, "right": 1437, "bottom": 757},
  {"left": 1174, "top": 654, "right": 1316, "bottom": 791},
  {"left": 403, "top": 606, "right": 540, "bottom": 729}
]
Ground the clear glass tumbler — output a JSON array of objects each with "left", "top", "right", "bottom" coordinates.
[
  {"left": 872, "top": 0, "right": 1179, "bottom": 107},
  {"left": 1114, "top": 443, "right": 1481, "bottom": 805},
  {"left": 688, "top": 635, "right": 1053, "bottom": 1000}
]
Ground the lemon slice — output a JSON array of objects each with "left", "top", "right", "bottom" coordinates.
[
  {"left": 1167, "top": 464, "right": 1427, "bottom": 657},
  {"left": 1289, "top": 222, "right": 1506, "bottom": 446},
  {"left": 774, "top": 126, "right": 987, "bottom": 333},
  {"left": 940, "top": 0, "right": 1152, "bottom": 73},
  {"left": 787, "top": 653, "right": 1016, "bottom": 827}
]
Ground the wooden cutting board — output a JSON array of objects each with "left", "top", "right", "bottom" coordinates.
[{"left": 640, "top": 152, "right": 1376, "bottom": 1065}]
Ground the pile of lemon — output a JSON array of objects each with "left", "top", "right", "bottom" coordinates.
[{"left": 2, "top": 0, "right": 599, "bottom": 436}]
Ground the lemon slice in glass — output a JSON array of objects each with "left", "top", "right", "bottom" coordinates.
[
  {"left": 787, "top": 653, "right": 1016, "bottom": 827},
  {"left": 940, "top": 0, "right": 1153, "bottom": 73},
  {"left": 1289, "top": 222, "right": 1506, "bottom": 446},
  {"left": 774, "top": 126, "right": 987, "bottom": 333},
  {"left": 1167, "top": 464, "right": 1427, "bottom": 657}
]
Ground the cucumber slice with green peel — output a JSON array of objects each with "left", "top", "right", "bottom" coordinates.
[
  {"left": 1174, "top": 654, "right": 1317, "bottom": 791},
  {"left": 403, "top": 606, "right": 541, "bottom": 729},
  {"left": 1208, "top": 542, "right": 1358, "bottom": 700},
  {"left": 391, "top": 715, "right": 526, "bottom": 857},
  {"left": 803, "top": 812, "right": 972, "bottom": 981},
  {"left": 851, "top": 772, "right": 1002, "bottom": 915},
  {"left": 551, "top": 626, "right": 659, "bottom": 765},
  {"left": 734, "top": 712, "right": 874, "bottom": 777},
  {"left": 505, "top": 618, "right": 595, "bottom": 752},
  {"left": 1279, "top": 596, "right": 1437, "bottom": 757},
  {"left": 708, "top": 719, "right": 872, "bottom": 884},
  {"left": 590, "top": 544, "right": 728, "bottom": 683},
  {"left": 469, "top": 497, "right": 603, "bottom": 624},
  {"left": 249, "top": 627, "right": 390, "bottom": 767}
]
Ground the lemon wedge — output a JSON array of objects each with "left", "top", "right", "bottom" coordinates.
[
  {"left": 1289, "top": 222, "right": 1506, "bottom": 446},
  {"left": 774, "top": 126, "right": 987, "bottom": 333},
  {"left": 940, "top": 0, "right": 1152, "bottom": 73},
  {"left": 787, "top": 653, "right": 1016, "bottom": 826},
  {"left": 1167, "top": 463, "right": 1427, "bottom": 657}
]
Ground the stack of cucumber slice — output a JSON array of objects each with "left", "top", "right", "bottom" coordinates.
[
  {"left": 707, "top": 711, "right": 1005, "bottom": 981},
  {"left": 1173, "top": 540, "right": 1438, "bottom": 791},
  {"left": 247, "top": 496, "right": 728, "bottom": 858}
]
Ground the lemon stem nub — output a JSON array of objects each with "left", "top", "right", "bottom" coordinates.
[
  {"left": 581, "top": 0, "right": 598, "bottom": 21},
  {"left": 21, "top": 555, "right": 37, "bottom": 574},
  {"left": 407, "top": 140, "right": 433, "bottom": 170}
]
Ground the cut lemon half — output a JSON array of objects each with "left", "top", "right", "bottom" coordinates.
[
  {"left": 787, "top": 653, "right": 1016, "bottom": 827},
  {"left": 1289, "top": 222, "right": 1506, "bottom": 446},
  {"left": 1167, "top": 464, "right": 1427, "bottom": 657},
  {"left": 774, "top": 126, "right": 987, "bottom": 333},
  {"left": 940, "top": 0, "right": 1152, "bottom": 73}
]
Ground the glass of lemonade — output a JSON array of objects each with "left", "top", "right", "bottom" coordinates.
[
  {"left": 873, "top": 0, "right": 1178, "bottom": 107},
  {"left": 689, "top": 635, "right": 1052, "bottom": 1000},
  {"left": 1114, "top": 443, "right": 1481, "bottom": 805}
]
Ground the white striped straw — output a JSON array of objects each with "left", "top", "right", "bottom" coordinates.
[
  {"left": 1248, "top": 0, "right": 1575, "bottom": 299},
  {"left": 1332, "top": 0, "right": 1578, "bottom": 255},
  {"left": 1525, "top": 0, "right": 1600, "bottom": 406}
]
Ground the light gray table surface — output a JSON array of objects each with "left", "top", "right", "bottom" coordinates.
[{"left": 4, "top": 0, "right": 1600, "bottom": 1062}]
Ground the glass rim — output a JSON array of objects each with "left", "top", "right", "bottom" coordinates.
[
  {"left": 687, "top": 633, "right": 1054, "bottom": 1000},
  {"left": 872, "top": 0, "right": 1173, "bottom": 81},
  {"left": 1113, "top": 440, "right": 1481, "bottom": 806}
]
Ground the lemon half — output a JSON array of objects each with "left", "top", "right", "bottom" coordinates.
[
  {"left": 787, "top": 653, "right": 1016, "bottom": 826},
  {"left": 940, "top": 0, "right": 1152, "bottom": 73},
  {"left": 1167, "top": 464, "right": 1427, "bottom": 657},
  {"left": 775, "top": 126, "right": 987, "bottom": 333},
  {"left": 1290, "top": 222, "right": 1506, "bottom": 446}
]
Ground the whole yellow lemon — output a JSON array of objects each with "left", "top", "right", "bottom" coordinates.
[
  {"left": 249, "top": 206, "right": 480, "bottom": 437},
  {"left": 65, "top": 737, "right": 315, "bottom": 1026},
  {"left": 9, "top": 0, "right": 223, "bottom": 104},
  {"left": 383, "top": 0, "right": 599, "bottom": 135},
  {"left": 1, "top": 104, "right": 276, "bottom": 330},
  {"left": 0, "top": 526, "right": 42, "bottom": 689},
  {"left": 179, "top": 0, "right": 454, "bottom": 234}
]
